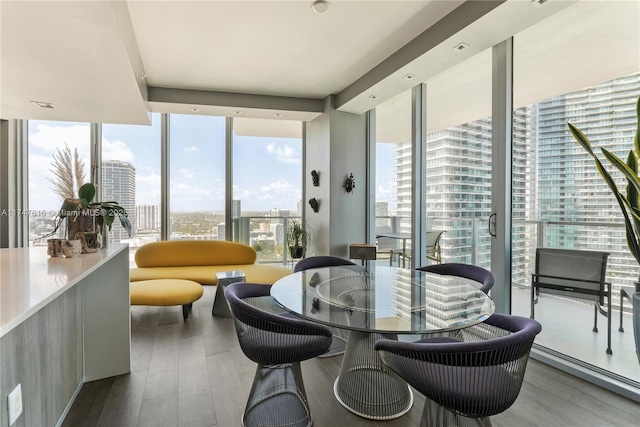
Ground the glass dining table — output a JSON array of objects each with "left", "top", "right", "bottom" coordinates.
[{"left": 270, "top": 264, "right": 495, "bottom": 420}]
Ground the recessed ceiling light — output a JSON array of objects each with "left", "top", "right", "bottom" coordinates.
[
  {"left": 274, "top": 113, "right": 282, "bottom": 118},
  {"left": 453, "top": 42, "right": 470, "bottom": 52},
  {"left": 30, "top": 101, "right": 54, "bottom": 109},
  {"left": 368, "top": 95, "right": 377, "bottom": 100},
  {"left": 235, "top": 111, "right": 241, "bottom": 115},
  {"left": 191, "top": 108, "right": 199, "bottom": 112},
  {"left": 311, "top": 1, "right": 330, "bottom": 14},
  {"left": 403, "top": 74, "right": 416, "bottom": 81}
]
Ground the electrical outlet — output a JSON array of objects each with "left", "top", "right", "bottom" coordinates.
[{"left": 7, "top": 384, "right": 23, "bottom": 425}]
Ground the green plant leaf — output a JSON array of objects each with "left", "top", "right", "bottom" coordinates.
[
  {"left": 635, "top": 96, "right": 640, "bottom": 157},
  {"left": 570, "top": 97, "right": 640, "bottom": 265},
  {"left": 601, "top": 148, "right": 640, "bottom": 195},
  {"left": 118, "top": 215, "right": 132, "bottom": 237},
  {"left": 581, "top": 140, "right": 640, "bottom": 263},
  {"left": 78, "top": 183, "right": 96, "bottom": 206},
  {"left": 568, "top": 122, "right": 595, "bottom": 156},
  {"left": 627, "top": 151, "right": 640, "bottom": 238}
]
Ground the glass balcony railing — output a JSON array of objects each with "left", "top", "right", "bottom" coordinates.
[
  {"left": 374, "top": 216, "right": 636, "bottom": 306},
  {"left": 231, "top": 216, "right": 302, "bottom": 265},
  {"left": 201, "top": 213, "right": 636, "bottom": 313}
]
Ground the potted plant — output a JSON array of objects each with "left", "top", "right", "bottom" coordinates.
[
  {"left": 286, "top": 219, "right": 310, "bottom": 259},
  {"left": 53, "top": 183, "right": 132, "bottom": 246},
  {"left": 570, "top": 96, "right": 640, "bottom": 363},
  {"left": 78, "top": 182, "right": 132, "bottom": 237},
  {"left": 569, "top": 96, "right": 640, "bottom": 267}
]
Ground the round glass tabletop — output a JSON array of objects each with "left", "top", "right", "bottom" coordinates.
[{"left": 271, "top": 264, "right": 494, "bottom": 334}]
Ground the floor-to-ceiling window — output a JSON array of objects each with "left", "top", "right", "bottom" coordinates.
[
  {"left": 231, "top": 118, "right": 302, "bottom": 263},
  {"left": 424, "top": 48, "right": 493, "bottom": 269},
  {"left": 102, "top": 113, "right": 161, "bottom": 262},
  {"left": 169, "top": 114, "right": 226, "bottom": 240},
  {"left": 375, "top": 89, "right": 413, "bottom": 266},
  {"left": 511, "top": 0, "right": 640, "bottom": 385},
  {"left": 27, "top": 120, "right": 90, "bottom": 245}
]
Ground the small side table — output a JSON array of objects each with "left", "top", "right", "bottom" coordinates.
[{"left": 212, "top": 270, "right": 246, "bottom": 317}]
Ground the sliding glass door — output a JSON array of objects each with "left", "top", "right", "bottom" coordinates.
[
  {"left": 374, "top": 89, "right": 413, "bottom": 266},
  {"left": 423, "top": 48, "right": 493, "bottom": 269},
  {"left": 511, "top": 0, "right": 640, "bottom": 384}
]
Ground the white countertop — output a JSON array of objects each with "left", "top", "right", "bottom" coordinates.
[{"left": 0, "top": 244, "right": 128, "bottom": 337}]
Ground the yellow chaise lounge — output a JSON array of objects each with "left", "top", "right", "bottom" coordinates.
[{"left": 130, "top": 240, "right": 293, "bottom": 315}]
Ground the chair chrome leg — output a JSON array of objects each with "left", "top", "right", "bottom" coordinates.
[{"left": 243, "top": 363, "right": 312, "bottom": 427}]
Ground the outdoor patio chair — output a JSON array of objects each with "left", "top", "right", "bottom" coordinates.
[
  {"left": 375, "top": 313, "right": 541, "bottom": 427},
  {"left": 531, "top": 247, "right": 612, "bottom": 354},
  {"left": 225, "top": 282, "right": 332, "bottom": 427}
]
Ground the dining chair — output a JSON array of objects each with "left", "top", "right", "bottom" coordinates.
[
  {"left": 416, "top": 263, "right": 495, "bottom": 295},
  {"left": 294, "top": 255, "right": 361, "bottom": 356},
  {"left": 425, "top": 230, "right": 444, "bottom": 264},
  {"left": 293, "top": 255, "right": 357, "bottom": 272},
  {"left": 225, "top": 282, "right": 332, "bottom": 427},
  {"left": 375, "top": 313, "right": 542, "bottom": 427}
]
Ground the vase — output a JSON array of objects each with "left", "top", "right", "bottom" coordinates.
[
  {"left": 101, "top": 223, "right": 109, "bottom": 248},
  {"left": 62, "top": 239, "right": 82, "bottom": 258},
  {"left": 47, "top": 238, "right": 64, "bottom": 257},
  {"left": 289, "top": 246, "right": 305, "bottom": 260},
  {"left": 75, "top": 231, "right": 102, "bottom": 253},
  {"left": 67, "top": 208, "right": 99, "bottom": 239}
]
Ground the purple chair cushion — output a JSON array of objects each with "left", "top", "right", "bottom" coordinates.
[
  {"left": 293, "top": 255, "right": 357, "bottom": 272},
  {"left": 225, "top": 282, "right": 333, "bottom": 365},
  {"left": 375, "top": 313, "right": 542, "bottom": 418},
  {"left": 416, "top": 263, "right": 495, "bottom": 295}
]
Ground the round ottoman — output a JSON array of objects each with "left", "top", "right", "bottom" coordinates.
[{"left": 130, "top": 279, "right": 204, "bottom": 320}]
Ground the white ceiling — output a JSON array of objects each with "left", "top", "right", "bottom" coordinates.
[
  {"left": 376, "top": 0, "right": 640, "bottom": 142},
  {"left": 1, "top": 0, "right": 638, "bottom": 136}
]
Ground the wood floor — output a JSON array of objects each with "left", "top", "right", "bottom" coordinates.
[{"left": 63, "top": 286, "right": 640, "bottom": 427}]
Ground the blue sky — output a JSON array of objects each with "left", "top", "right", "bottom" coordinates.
[{"left": 28, "top": 116, "right": 395, "bottom": 213}]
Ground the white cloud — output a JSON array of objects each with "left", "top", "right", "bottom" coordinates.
[
  {"left": 27, "top": 123, "right": 92, "bottom": 210},
  {"left": 180, "top": 168, "right": 195, "bottom": 179},
  {"left": 102, "top": 137, "right": 134, "bottom": 162},
  {"left": 136, "top": 172, "right": 161, "bottom": 205},
  {"left": 266, "top": 143, "right": 299, "bottom": 164},
  {"left": 259, "top": 179, "right": 296, "bottom": 193},
  {"left": 377, "top": 184, "right": 393, "bottom": 197},
  {"left": 231, "top": 179, "right": 301, "bottom": 211},
  {"left": 184, "top": 145, "right": 199, "bottom": 153},
  {"left": 28, "top": 122, "right": 91, "bottom": 156}
]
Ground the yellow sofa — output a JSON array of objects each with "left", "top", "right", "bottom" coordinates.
[{"left": 130, "top": 240, "right": 293, "bottom": 285}]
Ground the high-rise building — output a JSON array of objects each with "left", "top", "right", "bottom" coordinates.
[
  {"left": 391, "top": 72, "right": 640, "bottom": 289},
  {"left": 136, "top": 204, "right": 160, "bottom": 231},
  {"left": 271, "top": 222, "right": 284, "bottom": 247},
  {"left": 216, "top": 222, "right": 225, "bottom": 240},
  {"left": 534, "top": 72, "right": 640, "bottom": 288},
  {"left": 101, "top": 160, "right": 136, "bottom": 242},
  {"left": 232, "top": 200, "right": 241, "bottom": 218},
  {"left": 270, "top": 208, "right": 290, "bottom": 223}
]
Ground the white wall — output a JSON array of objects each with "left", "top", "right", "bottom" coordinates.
[{"left": 306, "top": 96, "right": 367, "bottom": 259}]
